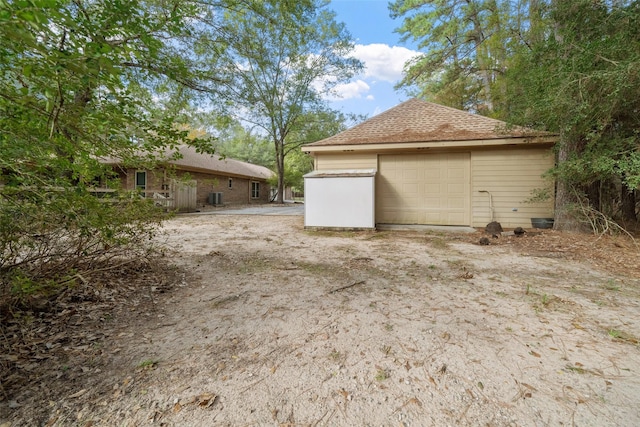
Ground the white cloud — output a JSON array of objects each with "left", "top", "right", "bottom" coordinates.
[
  {"left": 326, "top": 79, "right": 371, "bottom": 101},
  {"left": 321, "top": 44, "right": 421, "bottom": 102},
  {"left": 351, "top": 44, "right": 421, "bottom": 83}
]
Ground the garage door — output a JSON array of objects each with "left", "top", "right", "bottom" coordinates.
[{"left": 377, "top": 153, "right": 471, "bottom": 225}]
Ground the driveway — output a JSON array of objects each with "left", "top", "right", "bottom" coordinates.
[{"left": 191, "top": 203, "right": 305, "bottom": 216}]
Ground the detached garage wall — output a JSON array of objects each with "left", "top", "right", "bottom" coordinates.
[
  {"left": 471, "top": 147, "right": 555, "bottom": 228},
  {"left": 308, "top": 145, "right": 554, "bottom": 229},
  {"left": 315, "top": 153, "right": 377, "bottom": 171}
]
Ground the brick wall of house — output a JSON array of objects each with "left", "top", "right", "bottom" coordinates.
[
  {"left": 120, "top": 167, "right": 270, "bottom": 206},
  {"left": 174, "top": 170, "right": 270, "bottom": 206}
]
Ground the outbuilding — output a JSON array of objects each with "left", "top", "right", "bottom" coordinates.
[{"left": 302, "top": 99, "right": 556, "bottom": 229}]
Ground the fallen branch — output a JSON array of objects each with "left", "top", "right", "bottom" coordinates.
[{"left": 328, "top": 280, "right": 365, "bottom": 294}]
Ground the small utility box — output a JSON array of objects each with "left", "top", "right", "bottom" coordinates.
[{"left": 304, "top": 169, "right": 376, "bottom": 229}]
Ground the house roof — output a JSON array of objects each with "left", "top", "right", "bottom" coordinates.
[
  {"left": 305, "top": 99, "right": 550, "bottom": 148},
  {"left": 103, "top": 145, "right": 274, "bottom": 181},
  {"left": 162, "top": 145, "right": 273, "bottom": 180}
]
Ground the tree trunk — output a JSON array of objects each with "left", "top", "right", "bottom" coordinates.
[
  {"left": 621, "top": 183, "right": 637, "bottom": 223},
  {"left": 275, "top": 141, "right": 285, "bottom": 204},
  {"left": 466, "top": 1, "right": 494, "bottom": 111},
  {"left": 585, "top": 181, "right": 601, "bottom": 213}
]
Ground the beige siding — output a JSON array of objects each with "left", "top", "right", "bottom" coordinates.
[
  {"left": 377, "top": 153, "right": 471, "bottom": 225},
  {"left": 471, "top": 148, "right": 554, "bottom": 228},
  {"left": 311, "top": 147, "right": 554, "bottom": 229},
  {"left": 315, "top": 153, "right": 377, "bottom": 171}
]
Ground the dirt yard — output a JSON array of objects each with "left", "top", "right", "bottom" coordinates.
[{"left": 2, "top": 214, "right": 640, "bottom": 426}]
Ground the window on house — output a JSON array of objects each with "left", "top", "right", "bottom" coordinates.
[
  {"left": 228, "top": 178, "right": 233, "bottom": 189},
  {"left": 135, "top": 171, "right": 147, "bottom": 190},
  {"left": 251, "top": 181, "right": 260, "bottom": 199}
]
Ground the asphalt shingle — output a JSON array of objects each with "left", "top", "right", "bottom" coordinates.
[
  {"left": 306, "top": 99, "right": 541, "bottom": 147},
  {"left": 162, "top": 145, "right": 273, "bottom": 180}
]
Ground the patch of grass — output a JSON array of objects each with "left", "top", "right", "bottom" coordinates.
[
  {"left": 604, "top": 279, "right": 620, "bottom": 291},
  {"left": 564, "top": 364, "right": 587, "bottom": 374},
  {"left": 608, "top": 329, "right": 622, "bottom": 339},
  {"left": 384, "top": 323, "right": 394, "bottom": 332},
  {"left": 137, "top": 359, "right": 158, "bottom": 370},
  {"left": 306, "top": 230, "right": 359, "bottom": 238},
  {"left": 364, "top": 232, "right": 388, "bottom": 240},
  {"left": 445, "top": 259, "right": 466, "bottom": 268},
  {"left": 328, "top": 350, "right": 343, "bottom": 361},
  {"left": 525, "top": 285, "right": 561, "bottom": 312},
  {"left": 429, "top": 237, "right": 449, "bottom": 249},
  {"left": 296, "top": 261, "right": 337, "bottom": 276},
  {"left": 428, "top": 264, "right": 437, "bottom": 270},
  {"left": 375, "top": 368, "right": 390, "bottom": 381},
  {"left": 607, "top": 329, "right": 639, "bottom": 345},
  {"left": 541, "top": 293, "right": 550, "bottom": 306}
]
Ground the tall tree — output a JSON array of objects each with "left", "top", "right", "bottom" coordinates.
[
  {"left": 390, "top": 0, "right": 514, "bottom": 113},
  {"left": 281, "top": 108, "right": 353, "bottom": 193},
  {"left": 504, "top": 0, "right": 640, "bottom": 229},
  {"left": 207, "top": 0, "right": 362, "bottom": 203}
]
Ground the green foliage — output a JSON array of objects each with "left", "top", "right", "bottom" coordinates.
[
  {"left": 0, "top": 0, "right": 218, "bottom": 305},
  {"left": 0, "top": 187, "right": 166, "bottom": 301},
  {"left": 215, "top": 122, "right": 275, "bottom": 168},
  {"left": 504, "top": 0, "right": 640, "bottom": 222},
  {"left": 390, "top": 0, "right": 517, "bottom": 113},
  {"left": 208, "top": 0, "right": 362, "bottom": 202}
]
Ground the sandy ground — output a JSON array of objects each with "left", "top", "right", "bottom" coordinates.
[{"left": 3, "top": 214, "right": 640, "bottom": 426}]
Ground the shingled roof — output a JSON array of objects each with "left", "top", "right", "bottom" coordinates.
[
  {"left": 161, "top": 145, "right": 273, "bottom": 180},
  {"left": 102, "top": 145, "right": 273, "bottom": 180},
  {"left": 305, "top": 99, "right": 544, "bottom": 147}
]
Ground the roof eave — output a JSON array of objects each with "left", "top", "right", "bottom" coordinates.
[
  {"left": 158, "top": 162, "right": 273, "bottom": 181},
  {"left": 302, "top": 136, "right": 558, "bottom": 153}
]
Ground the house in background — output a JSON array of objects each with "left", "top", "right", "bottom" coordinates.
[
  {"left": 102, "top": 145, "right": 273, "bottom": 212},
  {"left": 302, "top": 99, "right": 556, "bottom": 229}
]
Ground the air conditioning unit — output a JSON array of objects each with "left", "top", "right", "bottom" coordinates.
[{"left": 208, "top": 192, "right": 223, "bottom": 205}]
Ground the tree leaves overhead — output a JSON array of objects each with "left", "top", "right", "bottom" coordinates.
[
  {"left": 504, "top": 0, "right": 640, "bottom": 222},
  {"left": 0, "top": 0, "right": 216, "bottom": 173},
  {"left": 207, "top": 0, "right": 362, "bottom": 202},
  {"left": 390, "top": 0, "right": 517, "bottom": 113},
  {"left": 0, "top": 0, "right": 219, "bottom": 292}
]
